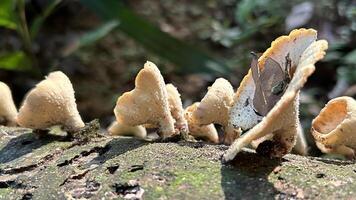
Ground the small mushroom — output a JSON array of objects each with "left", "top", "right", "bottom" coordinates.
[
  {"left": 311, "top": 96, "right": 356, "bottom": 159},
  {"left": 166, "top": 83, "right": 189, "bottom": 133},
  {"left": 191, "top": 78, "right": 236, "bottom": 144},
  {"left": 0, "top": 82, "right": 17, "bottom": 126},
  {"left": 185, "top": 103, "right": 219, "bottom": 143},
  {"left": 114, "top": 61, "right": 176, "bottom": 138},
  {"left": 17, "top": 71, "right": 85, "bottom": 133},
  {"left": 224, "top": 28, "right": 328, "bottom": 161},
  {"left": 108, "top": 121, "right": 147, "bottom": 139}
]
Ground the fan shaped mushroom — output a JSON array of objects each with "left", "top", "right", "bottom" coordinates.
[
  {"left": 108, "top": 121, "right": 147, "bottom": 139},
  {"left": 311, "top": 96, "right": 356, "bottom": 159},
  {"left": 224, "top": 28, "right": 328, "bottom": 161},
  {"left": 17, "top": 71, "right": 85, "bottom": 133},
  {"left": 166, "top": 83, "right": 189, "bottom": 134},
  {"left": 185, "top": 103, "right": 219, "bottom": 143},
  {"left": 0, "top": 82, "right": 17, "bottom": 126},
  {"left": 114, "top": 61, "right": 176, "bottom": 138},
  {"left": 191, "top": 78, "right": 236, "bottom": 144}
]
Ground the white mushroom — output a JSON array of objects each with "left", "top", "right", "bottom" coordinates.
[
  {"left": 114, "top": 61, "right": 176, "bottom": 138},
  {"left": 191, "top": 78, "right": 236, "bottom": 144},
  {"left": 0, "top": 82, "right": 17, "bottom": 126},
  {"left": 224, "top": 28, "right": 328, "bottom": 161},
  {"left": 108, "top": 121, "right": 147, "bottom": 139},
  {"left": 185, "top": 103, "right": 219, "bottom": 143},
  {"left": 312, "top": 96, "right": 356, "bottom": 159},
  {"left": 17, "top": 71, "right": 85, "bottom": 133},
  {"left": 166, "top": 83, "right": 189, "bottom": 133}
]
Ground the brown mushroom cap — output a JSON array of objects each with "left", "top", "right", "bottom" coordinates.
[
  {"left": 114, "top": 61, "right": 176, "bottom": 138},
  {"left": 17, "top": 71, "right": 85, "bottom": 132},
  {"left": 0, "top": 82, "right": 17, "bottom": 126},
  {"left": 185, "top": 103, "right": 219, "bottom": 143},
  {"left": 311, "top": 96, "right": 356, "bottom": 159},
  {"left": 224, "top": 28, "right": 328, "bottom": 161},
  {"left": 108, "top": 121, "right": 147, "bottom": 139}
]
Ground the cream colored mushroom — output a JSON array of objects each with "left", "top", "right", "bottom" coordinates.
[
  {"left": 17, "top": 71, "right": 85, "bottom": 133},
  {"left": 0, "top": 82, "right": 17, "bottom": 126},
  {"left": 166, "top": 83, "right": 189, "bottom": 133},
  {"left": 108, "top": 121, "right": 147, "bottom": 139},
  {"left": 224, "top": 28, "right": 328, "bottom": 161},
  {"left": 311, "top": 96, "right": 356, "bottom": 159},
  {"left": 185, "top": 103, "right": 219, "bottom": 143},
  {"left": 191, "top": 78, "right": 236, "bottom": 144},
  {"left": 114, "top": 61, "right": 176, "bottom": 138}
]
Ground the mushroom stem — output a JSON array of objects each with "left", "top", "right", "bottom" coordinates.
[{"left": 0, "top": 82, "right": 18, "bottom": 126}]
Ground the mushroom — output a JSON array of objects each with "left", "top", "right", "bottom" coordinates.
[
  {"left": 191, "top": 78, "right": 236, "bottom": 144},
  {"left": 185, "top": 103, "right": 219, "bottom": 143},
  {"left": 0, "top": 82, "right": 17, "bottom": 126},
  {"left": 17, "top": 71, "right": 85, "bottom": 133},
  {"left": 166, "top": 83, "right": 189, "bottom": 134},
  {"left": 114, "top": 61, "right": 176, "bottom": 138},
  {"left": 311, "top": 96, "right": 356, "bottom": 159},
  {"left": 224, "top": 28, "right": 328, "bottom": 161},
  {"left": 108, "top": 121, "right": 147, "bottom": 139}
]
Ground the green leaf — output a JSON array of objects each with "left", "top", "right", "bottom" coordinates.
[
  {"left": 344, "top": 50, "right": 356, "bottom": 65},
  {"left": 0, "top": 0, "right": 17, "bottom": 29},
  {"left": 0, "top": 51, "right": 31, "bottom": 71},
  {"left": 62, "top": 20, "right": 119, "bottom": 56},
  {"left": 79, "top": 0, "right": 230, "bottom": 75},
  {"left": 30, "top": 0, "right": 62, "bottom": 39}
]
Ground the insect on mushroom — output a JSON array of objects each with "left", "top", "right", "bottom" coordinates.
[{"left": 251, "top": 52, "right": 294, "bottom": 116}]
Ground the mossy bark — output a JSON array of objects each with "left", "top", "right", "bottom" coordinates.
[{"left": 0, "top": 126, "right": 355, "bottom": 199}]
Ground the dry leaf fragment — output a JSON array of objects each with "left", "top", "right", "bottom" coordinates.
[
  {"left": 311, "top": 96, "right": 356, "bottom": 159},
  {"left": 224, "top": 28, "right": 328, "bottom": 161}
]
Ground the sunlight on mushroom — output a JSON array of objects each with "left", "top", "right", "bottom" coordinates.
[
  {"left": 312, "top": 96, "right": 356, "bottom": 159},
  {"left": 108, "top": 121, "right": 147, "bottom": 139},
  {"left": 185, "top": 103, "right": 219, "bottom": 143},
  {"left": 17, "top": 71, "right": 85, "bottom": 133},
  {"left": 114, "top": 61, "right": 176, "bottom": 138},
  {"left": 224, "top": 28, "right": 328, "bottom": 161},
  {"left": 0, "top": 82, "right": 18, "bottom": 126}
]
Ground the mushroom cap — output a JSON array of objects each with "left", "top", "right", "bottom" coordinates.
[
  {"left": 0, "top": 82, "right": 17, "bottom": 126},
  {"left": 17, "top": 71, "right": 85, "bottom": 132},
  {"left": 108, "top": 121, "right": 147, "bottom": 139},
  {"left": 114, "top": 61, "right": 176, "bottom": 138},
  {"left": 166, "top": 83, "right": 189, "bottom": 133},
  {"left": 224, "top": 28, "right": 328, "bottom": 161},
  {"left": 185, "top": 103, "right": 219, "bottom": 143},
  {"left": 192, "top": 78, "right": 234, "bottom": 127},
  {"left": 311, "top": 96, "right": 356, "bottom": 157}
]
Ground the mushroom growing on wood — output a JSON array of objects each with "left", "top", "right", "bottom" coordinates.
[
  {"left": 166, "top": 83, "right": 189, "bottom": 134},
  {"left": 108, "top": 121, "right": 147, "bottom": 139},
  {"left": 114, "top": 61, "right": 176, "bottom": 138},
  {"left": 191, "top": 78, "right": 235, "bottom": 144},
  {"left": 311, "top": 96, "right": 356, "bottom": 159},
  {"left": 0, "top": 82, "right": 17, "bottom": 126},
  {"left": 185, "top": 103, "right": 219, "bottom": 143},
  {"left": 224, "top": 28, "right": 328, "bottom": 161},
  {"left": 17, "top": 71, "right": 85, "bottom": 133}
]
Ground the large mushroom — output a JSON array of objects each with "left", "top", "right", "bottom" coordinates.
[
  {"left": 114, "top": 61, "right": 176, "bottom": 138},
  {"left": 0, "top": 82, "right": 17, "bottom": 126},
  {"left": 17, "top": 71, "right": 85, "bottom": 133},
  {"left": 311, "top": 96, "right": 356, "bottom": 159},
  {"left": 224, "top": 28, "right": 328, "bottom": 161}
]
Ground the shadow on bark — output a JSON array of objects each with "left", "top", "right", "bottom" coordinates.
[
  {"left": 0, "top": 132, "right": 67, "bottom": 164},
  {"left": 221, "top": 150, "right": 282, "bottom": 199}
]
